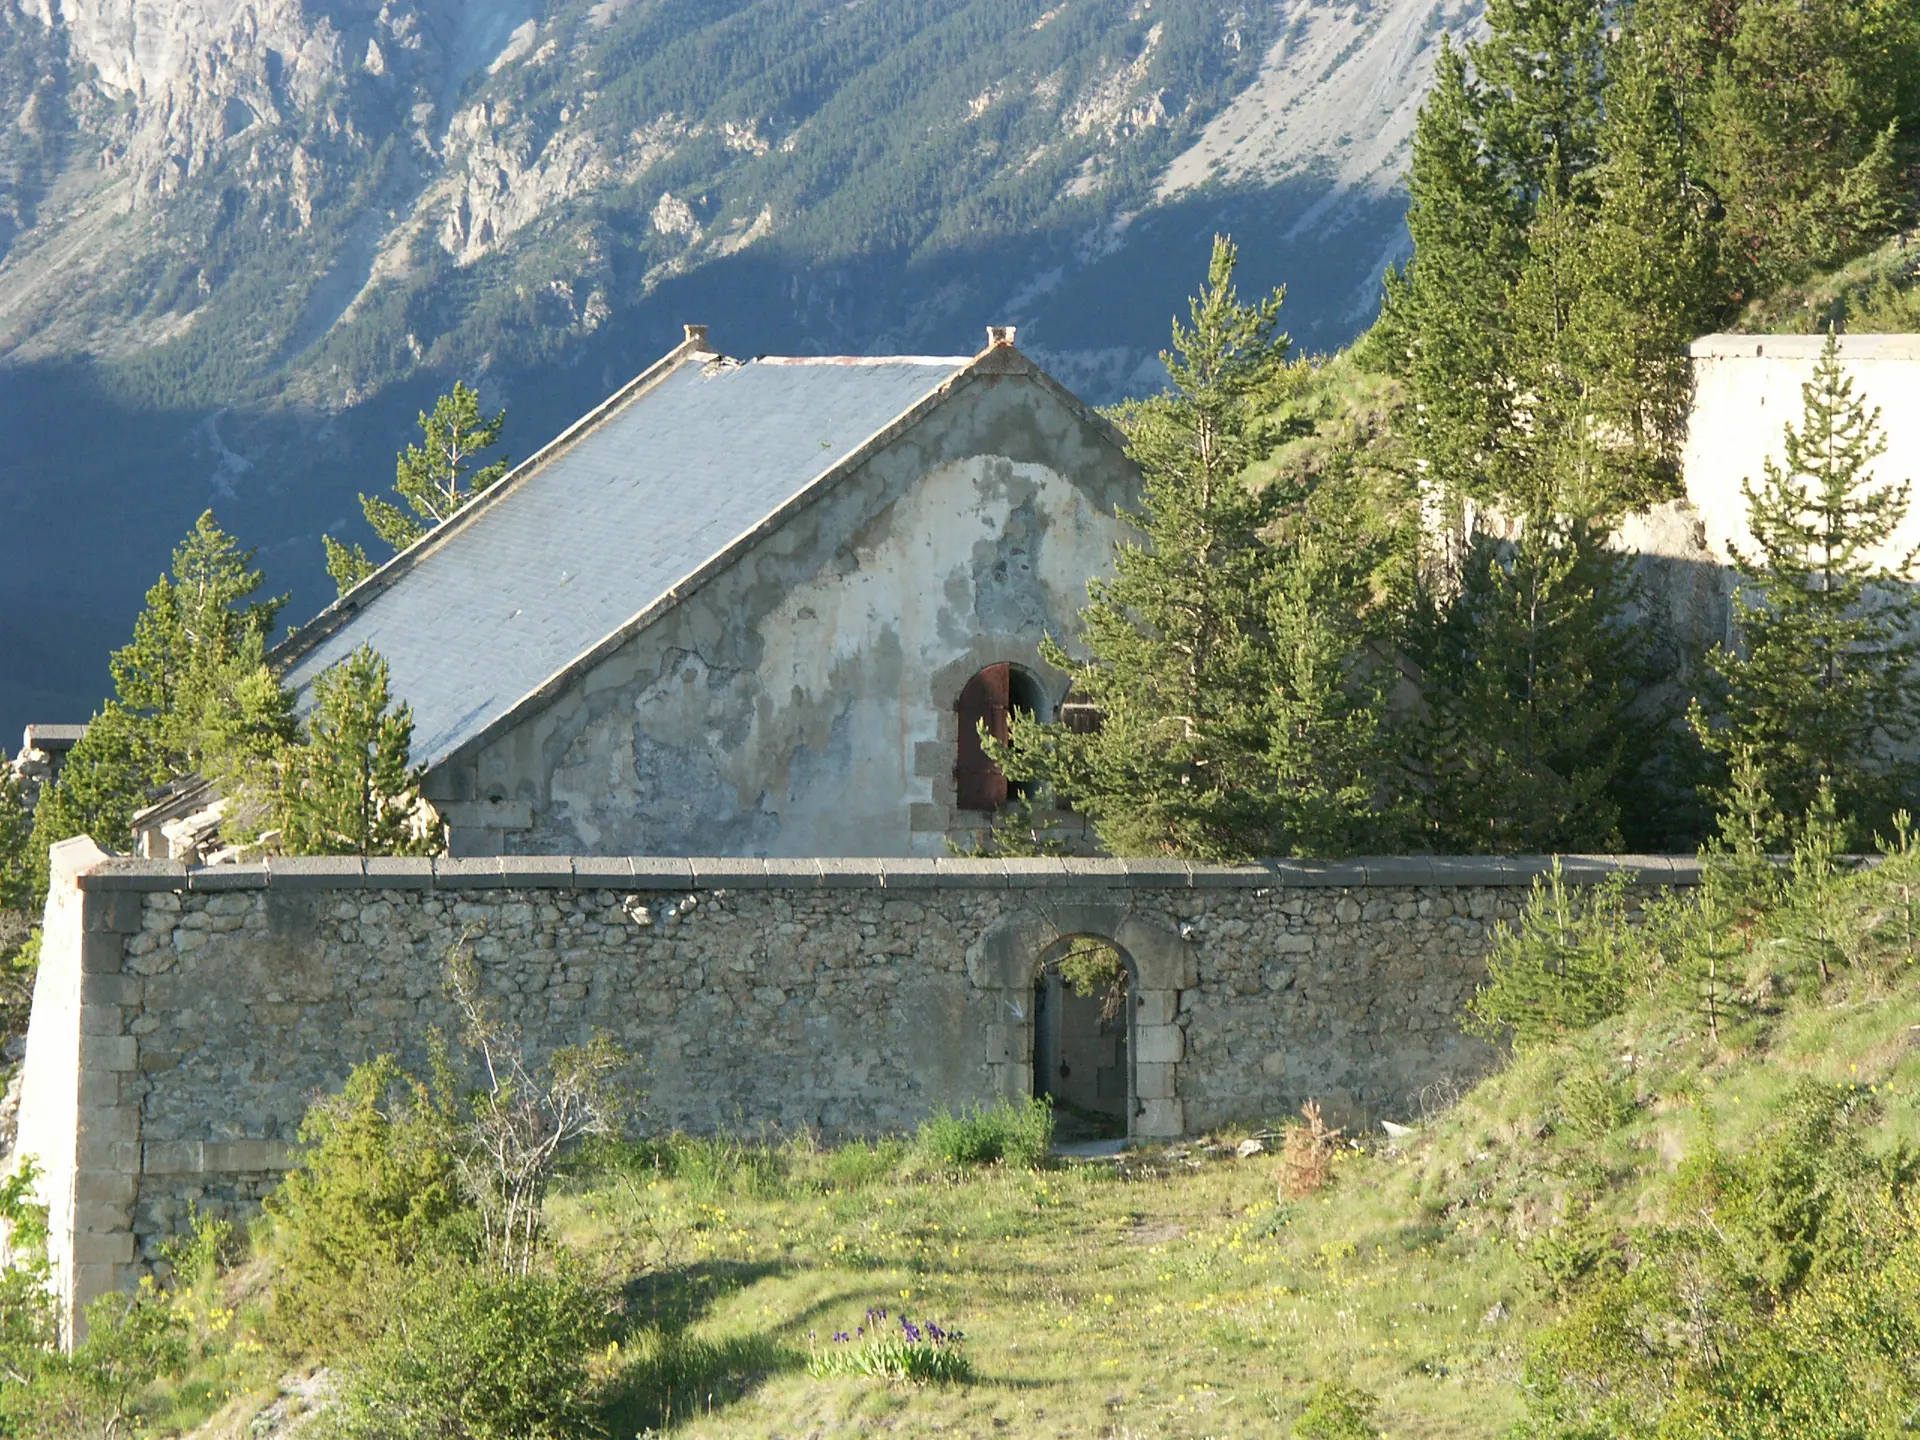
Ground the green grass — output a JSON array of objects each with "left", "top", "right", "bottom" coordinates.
[{"left": 538, "top": 1130, "right": 1529, "bottom": 1438}]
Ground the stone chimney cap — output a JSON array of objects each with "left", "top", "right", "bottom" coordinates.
[
  {"left": 683, "top": 323, "right": 710, "bottom": 347},
  {"left": 987, "top": 325, "right": 1017, "bottom": 348}
]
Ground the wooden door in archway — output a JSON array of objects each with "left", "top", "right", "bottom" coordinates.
[{"left": 955, "top": 663, "right": 1012, "bottom": 811}]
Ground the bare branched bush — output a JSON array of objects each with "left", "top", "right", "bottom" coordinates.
[
  {"left": 1278, "top": 1099, "right": 1345, "bottom": 1199},
  {"left": 443, "top": 944, "right": 633, "bottom": 1276}
]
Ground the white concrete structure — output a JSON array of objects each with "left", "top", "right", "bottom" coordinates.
[{"left": 1684, "top": 334, "right": 1920, "bottom": 568}]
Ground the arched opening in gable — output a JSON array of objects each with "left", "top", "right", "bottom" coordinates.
[{"left": 953, "top": 662, "right": 1049, "bottom": 812}]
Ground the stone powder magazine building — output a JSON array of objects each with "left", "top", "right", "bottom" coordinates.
[{"left": 275, "top": 324, "right": 1139, "bottom": 859}]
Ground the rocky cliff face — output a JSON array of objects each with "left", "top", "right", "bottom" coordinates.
[{"left": 0, "top": 0, "right": 1478, "bottom": 740}]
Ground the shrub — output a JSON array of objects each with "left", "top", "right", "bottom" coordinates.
[
  {"left": 0, "top": 1279, "right": 189, "bottom": 1440},
  {"left": 319, "top": 1262, "right": 612, "bottom": 1440},
  {"left": 660, "top": 1134, "right": 790, "bottom": 1201},
  {"left": 1294, "top": 1381, "right": 1382, "bottom": 1439},
  {"left": 915, "top": 1097, "right": 1054, "bottom": 1169},
  {"left": 264, "top": 1054, "right": 470, "bottom": 1348},
  {"left": 1556, "top": 1057, "right": 1636, "bottom": 1143},
  {"left": 1521, "top": 1081, "right": 1920, "bottom": 1437},
  {"left": 821, "top": 1138, "right": 907, "bottom": 1191}
]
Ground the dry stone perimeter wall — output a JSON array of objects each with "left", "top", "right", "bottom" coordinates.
[{"left": 16, "top": 841, "right": 1703, "bottom": 1338}]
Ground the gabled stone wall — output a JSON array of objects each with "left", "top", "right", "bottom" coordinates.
[{"left": 13, "top": 844, "right": 1700, "bottom": 1343}]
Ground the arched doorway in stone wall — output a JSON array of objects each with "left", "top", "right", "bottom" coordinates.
[
  {"left": 1033, "top": 935, "right": 1132, "bottom": 1141},
  {"left": 966, "top": 902, "right": 1194, "bottom": 1141}
]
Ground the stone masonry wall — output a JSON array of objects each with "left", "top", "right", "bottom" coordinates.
[{"left": 14, "top": 844, "right": 1702, "bottom": 1341}]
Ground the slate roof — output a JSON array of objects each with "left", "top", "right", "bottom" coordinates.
[{"left": 278, "top": 345, "right": 981, "bottom": 771}]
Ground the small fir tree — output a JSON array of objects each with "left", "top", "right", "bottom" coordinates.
[
  {"left": 325, "top": 383, "right": 508, "bottom": 595},
  {"left": 280, "top": 646, "right": 442, "bottom": 857},
  {"left": 1692, "top": 334, "right": 1920, "bottom": 842}
]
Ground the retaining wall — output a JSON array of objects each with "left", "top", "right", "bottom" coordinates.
[{"left": 14, "top": 840, "right": 1702, "bottom": 1340}]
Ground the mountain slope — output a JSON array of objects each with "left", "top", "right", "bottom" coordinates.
[{"left": 0, "top": 0, "right": 1477, "bottom": 740}]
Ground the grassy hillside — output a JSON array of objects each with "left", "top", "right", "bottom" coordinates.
[{"left": 1738, "top": 235, "right": 1920, "bottom": 336}]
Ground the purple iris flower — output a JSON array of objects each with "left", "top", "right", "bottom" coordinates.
[{"left": 902, "top": 1319, "right": 922, "bottom": 1342}]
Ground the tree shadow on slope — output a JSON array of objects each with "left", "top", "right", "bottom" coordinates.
[{"left": 604, "top": 1258, "right": 800, "bottom": 1432}]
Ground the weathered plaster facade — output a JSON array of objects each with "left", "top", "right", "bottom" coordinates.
[
  {"left": 14, "top": 842, "right": 1698, "bottom": 1341},
  {"left": 433, "top": 368, "right": 1135, "bottom": 858}
]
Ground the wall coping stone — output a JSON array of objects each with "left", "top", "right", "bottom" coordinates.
[
  {"left": 363, "top": 857, "right": 436, "bottom": 889},
  {"left": 265, "top": 856, "right": 366, "bottom": 890},
  {"left": 75, "top": 859, "right": 186, "bottom": 892},
  {"left": 72, "top": 853, "right": 1730, "bottom": 894},
  {"left": 497, "top": 856, "right": 577, "bottom": 888},
  {"left": 185, "top": 862, "right": 270, "bottom": 892},
  {"left": 432, "top": 856, "right": 506, "bottom": 887}
]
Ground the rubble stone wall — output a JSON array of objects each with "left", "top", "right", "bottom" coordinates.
[{"left": 16, "top": 843, "right": 1701, "bottom": 1341}]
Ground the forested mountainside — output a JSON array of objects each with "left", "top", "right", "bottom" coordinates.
[{"left": 0, "top": 0, "right": 1477, "bottom": 740}]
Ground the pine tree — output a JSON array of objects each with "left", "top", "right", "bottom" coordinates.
[
  {"left": 1377, "top": 40, "right": 1527, "bottom": 505},
  {"left": 26, "top": 513, "right": 289, "bottom": 890},
  {"left": 1472, "top": 0, "right": 1610, "bottom": 206},
  {"left": 325, "top": 383, "right": 509, "bottom": 595},
  {"left": 1692, "top": 334, "right": 1920, "bottom": 841},
  {"left": 280, "top": 646, "right": 442, "bottom": 857},
  {"left": 109, "top": 510, "right": 285, "bottom": 782},
  {"left": 1565, "top": 45, "right": 1718, "bottom": 506},
  {"left": 997, "top": 238, "right": 1400, "bottom": 859},
  {"left": 1415, "top": 503, "right": 1659, "bottom": 854},
  {"left": 1696, "top": 0, "right": 1919, "bottom": 298}
]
